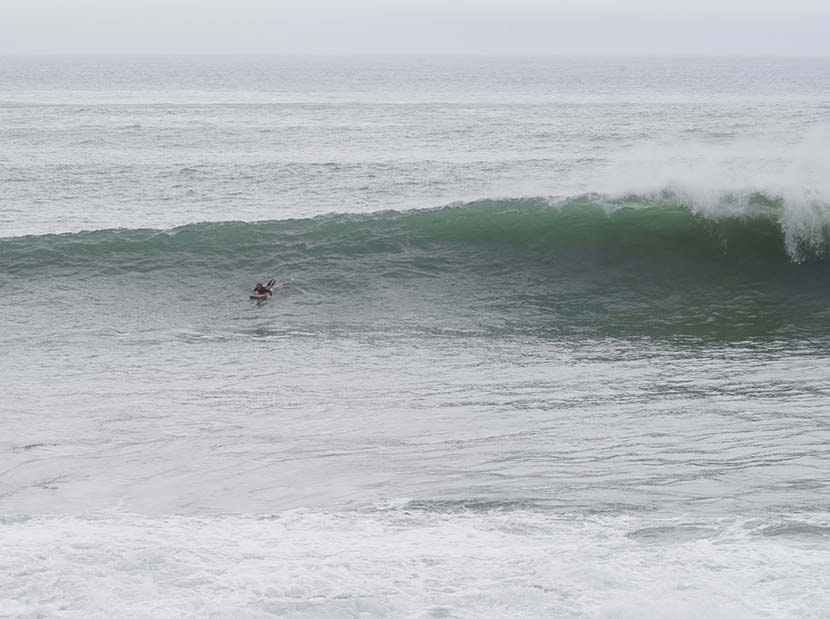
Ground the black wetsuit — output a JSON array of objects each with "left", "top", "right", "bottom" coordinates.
[{"left": 253, "top": 280, "right": 275, "bottom": 296}]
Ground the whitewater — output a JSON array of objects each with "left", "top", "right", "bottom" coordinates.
[{"left": 2, "top": 56, "right": 830, "bottom": 618}]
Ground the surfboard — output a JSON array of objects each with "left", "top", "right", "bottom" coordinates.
[{"left": 250, "top": 293, "right": 269, "bottom": 301}]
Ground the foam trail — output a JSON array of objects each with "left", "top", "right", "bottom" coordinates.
[{"left": 1, "top": 510, "right": 828, "bottom": 618}]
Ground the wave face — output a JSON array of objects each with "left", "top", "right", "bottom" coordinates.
[
  {"left": 4, "top": 195, "right": 830, "bottom": 340},
  {"left": 4, "top": 194, "right": 830, "bottom": 271}
]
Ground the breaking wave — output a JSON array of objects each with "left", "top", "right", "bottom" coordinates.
[
  {"left": 4, "top": 192, "right": 830, "bottom": 276},
  {"left": 4, "top": 193, "right": 830, "bottom": 340}
]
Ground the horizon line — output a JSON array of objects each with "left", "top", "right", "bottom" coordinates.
[{"left": 2, "top": 51, "right": 829, "bottom": 59}]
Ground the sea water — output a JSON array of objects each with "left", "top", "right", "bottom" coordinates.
[{"left": 1, "top": 56, "right": 830, "bottom": 617}]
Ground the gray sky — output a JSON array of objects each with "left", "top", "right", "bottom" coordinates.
[{"left": 2, "top": 0, "right": 829, "bottom": 55}]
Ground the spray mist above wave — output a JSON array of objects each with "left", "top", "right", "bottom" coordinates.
[{"left": 574, "top": 126, "right": 830, "bottom": 260}]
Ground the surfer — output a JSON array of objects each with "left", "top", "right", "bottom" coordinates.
[{"left": 252, "top": 278, "right": 276, "bottom": 297}]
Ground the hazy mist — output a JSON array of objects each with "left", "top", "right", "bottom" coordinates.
[{"left": 2, "top": 0, "right": 829, "bottom": 55}]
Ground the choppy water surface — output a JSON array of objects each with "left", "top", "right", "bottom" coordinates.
[{"left": 1, "top": 56, "right": 830, "bottom": 617}]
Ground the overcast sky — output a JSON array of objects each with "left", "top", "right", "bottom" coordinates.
[{"left": 2, "top": 0, "right": 829, "bottom": 55}]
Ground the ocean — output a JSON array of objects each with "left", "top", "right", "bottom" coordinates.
[{"left": 1, "top": 56, "right": 830, "bottom": 617}]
